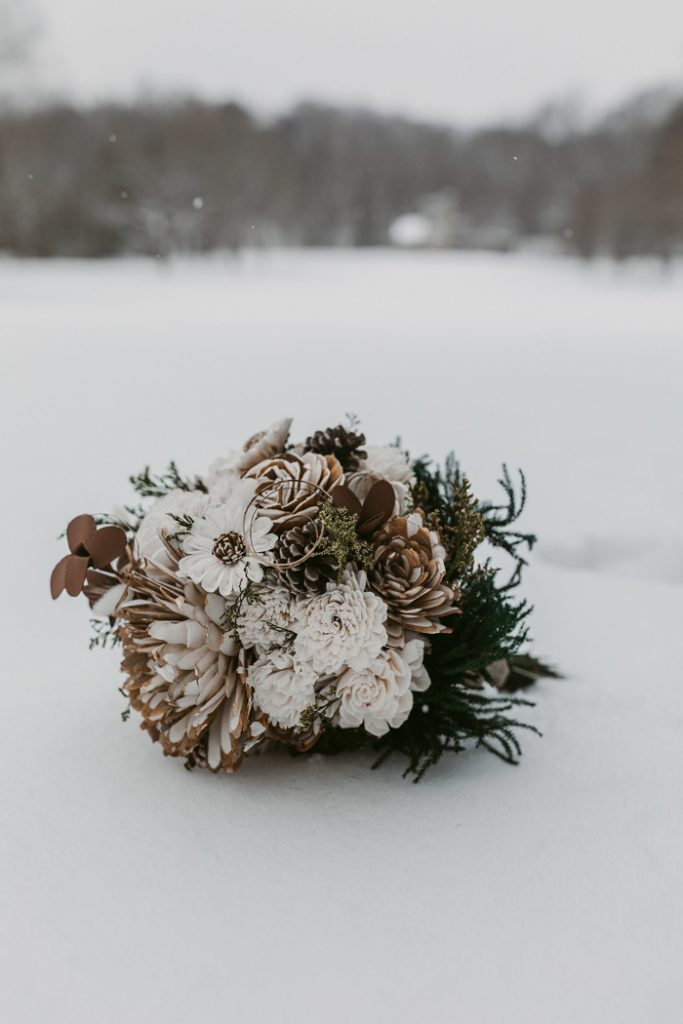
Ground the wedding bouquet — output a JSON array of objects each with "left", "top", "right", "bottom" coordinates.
[{"left": 51, "top": 417, "right": 556, "bottom": 779}]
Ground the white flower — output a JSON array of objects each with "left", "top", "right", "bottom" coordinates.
[
  {"left": 236, "top": 585, "right": 297, "bottom": 653},
  {"left": 136, "top": 489, "right": 212, "bottom": 569},
  {"left": 250, "top": 650, "right": 317, "bottom": 730},
  {"left": 294, "top": 570, "right": 387, "bottom": 675},
  {"left": 206, "top": 452, "right": 243, "bottom": 498},
  {"left": 238, "top": 418, "right": 293, "bottom": 473},
  {"left": 364, "top": 444, "right": 414, "bottom": 485},
  {"left": 334, "top": 646, "right": 415, "bottom": 736},
  {"left": 205, "top": 419, "right": 292, "bottom": 495},
  {"left": 178, "top": 480, "right": 276, "bottom": 598}
]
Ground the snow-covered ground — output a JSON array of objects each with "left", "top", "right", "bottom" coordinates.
[{"left": 1, "top": 250, "right": 682, "bottom": 1023}]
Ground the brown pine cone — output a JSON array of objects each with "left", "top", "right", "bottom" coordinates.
[
  {"left": 303, "top": 424, "right": 367, "bottom": 472},
  {"left": 269, "top": 519, "right": 337, "bottom": 594}
]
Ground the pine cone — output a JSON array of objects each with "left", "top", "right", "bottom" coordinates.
[
  {"left": 369, "top": 510, "right": 460, "bottom": 646},
  {"left": 269, "top": 519, "right": 336, "bottom": 594},
  {"left": 304, "top": 424, "right": 367, "bottom": 472}
]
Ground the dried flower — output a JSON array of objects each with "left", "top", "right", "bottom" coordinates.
[
  {"left": 178, "top": 481, "right": 276, "bottom": 597},
  {"left": 294, "top": 569, "right": 387, "bottom": 675}
]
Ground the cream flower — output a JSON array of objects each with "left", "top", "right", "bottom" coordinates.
[
  {"left": 178, "top": 480, "right": 276, "bottom": 598},
  {"left": 119, "top": 578, "right": 264, "bottom": 772},
  {"left": 205, "top": 419, "right": 292, "bottom": 494},
  {"left": 333, "top": 646, "right": 415, "bottom": 736},
  {"left": 136, "top": 489, "right": 212, "bottom": 569},
  {"left": 294, "top": 569, "right": 387, "bottom": 675},
  {"left": 247, "top": 450, "right": 343, "bottom": 527},
  {"left": 206, "top": 452, "right": 243, "bottom": 498},
  {"left": 238, "top": 417, "right": 293, "bottom": 473},
  {"left": 236, "top": 584, "right": 297, "bottom": 652},
  {"left": 249, "top": 650, "right": 317, "bottom": 730},
  {"left": 365, "top": 444, "right": 413, "bottom": 483}
]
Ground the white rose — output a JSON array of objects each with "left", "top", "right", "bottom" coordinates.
[
  {"left": 364, "top": 444, "right": 414, "bottom": 485},
  {"left": 334, "top": 646, "right": 415, "bottom": 736},
  {"left": 250, "top": 650, "right": 317, "bottom": 730},
  {"left": 294, "top": 570, "right": 387, "bottom": 675}
]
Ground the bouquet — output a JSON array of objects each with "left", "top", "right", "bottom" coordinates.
[{"left": 51, "top": 417, "right": 557, "bottom": 780}]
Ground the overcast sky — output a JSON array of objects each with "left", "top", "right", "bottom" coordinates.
[{"left": 35, "top": 0, "right": 683, "bottom": 124}]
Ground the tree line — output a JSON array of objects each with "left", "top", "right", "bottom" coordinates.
[{"left": 0, "top": 92, "right": 681, "bottom": 258}]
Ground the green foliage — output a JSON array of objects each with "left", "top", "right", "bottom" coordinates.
[
  {"left": 129, "top": 460, "right": 208, "bottom": 499},
  {"left": 371, "top": 568, "right": 538, "bottom": 780},
  {"left": 220, "top": 578, "right": 263, "bottom": 646},
  {"left": 89, "top": 618, "right": 121, "bottom": 651},
  {"left": 339, "top": 453, "right": 556, "bottom": 781},
  {"left": 167, "top": 512, "right": 195, "bottom": 541},
  {"left": 411, "top": 455, "right": 536, "bottom": 587}
]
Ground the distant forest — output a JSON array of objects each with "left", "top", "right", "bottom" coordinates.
[{"left": 0, "top": 91, "right": 681, "bottom": 258}]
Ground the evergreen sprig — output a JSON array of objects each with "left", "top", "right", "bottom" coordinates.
[
  {"left": 129, "top": 460, "right": 208, "bottom": 499},
  {"left": 338, "top": 453, "right": 557, "bottom": 781},
  {"left": 89, "top": 618, "right": 121, "bottom": 650}
]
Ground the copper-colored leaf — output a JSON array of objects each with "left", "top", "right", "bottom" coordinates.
[
  {"left": 358, "top": 480, "right": 395, "bottom": 536},
  {"left": 65, "top": 555, "right": 90, "bottom": 597},
  {"left": 358, "top": 510, "right": 388, "bottom": 537},
  {"left": 85, "top": 525, "right": 127, "bottom": 569},
  {"left": 66, "top": 514, "right": 97, "bottom": 554},
  {"left": 50, "top": 555, "right": 70, "bottom": 599},
  {"left": 331, "top": 485, "right": 362, "bottom": 517}
]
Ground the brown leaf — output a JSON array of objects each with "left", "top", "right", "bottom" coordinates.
[
  {"left": 358, "top": 480, "right": 395, "bottom": 536},
  {"left": 65, "top": 555, "right": 90, "bottom": 597},
  {"left": 66, "top": 514, "right": 97, "bottom": 554},
  {"left": 84, "top": 525, "right": 127, "bottom": 569},
  {"left": 331, "top": 485, "right": 362, "bottom": 518},
  {"left": 50, "top": 555, "right": 70, "bottom": 599}
]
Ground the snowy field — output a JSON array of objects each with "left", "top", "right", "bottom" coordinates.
[{"left": 1, "top": 250, "right": 682, "bottom": 1023}]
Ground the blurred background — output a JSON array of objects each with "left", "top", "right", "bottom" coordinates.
[
  {"left": 0, "top": 0, "right": 682, "bottom": 259},
  {"left": 1, "top": 0, "right": 682, "bottom": 584}
]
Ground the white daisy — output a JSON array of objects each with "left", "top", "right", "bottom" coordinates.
[{"left": 178, "top": 481, "right": 276, "bottom": 598}]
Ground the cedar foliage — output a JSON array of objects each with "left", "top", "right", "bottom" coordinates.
[{"left": 321, "top": 454, "right": 557, "bottom": 780}]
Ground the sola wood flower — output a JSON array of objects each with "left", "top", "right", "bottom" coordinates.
[
  {"left": 369, "top": 510, "right": 460, "bottom": 646},
  {"left": 247, "top": 451, "right": 343, "bottom": 527},
  {"left": 119, "top": 547, "right": 267, "bottom": 771},
  {"left": 294, "top": 569, "right": 387, "bottom": 675},
  {"left": 333, "top": 640, "right": 427, "bottom": 736},
  {"left": 206, "top": 418, "right": 293, "bottom": 495},
  {"left": 250, "top": 650, "right": 317, "bottom": 730},
  {"left": 51, "top": 515, "right": 127, "bottom": 599},
  {"left": 178, "top": 487, "right": 276, "bottom": 598}
]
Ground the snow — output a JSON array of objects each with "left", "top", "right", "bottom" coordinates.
[{"left": 1, "top": 250, "right": 682, "bottom": 1023}]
